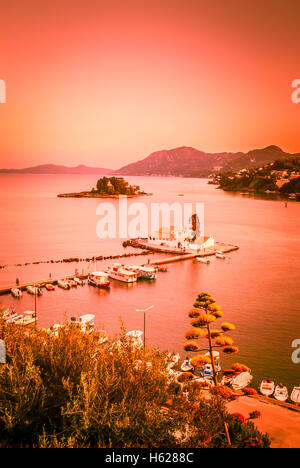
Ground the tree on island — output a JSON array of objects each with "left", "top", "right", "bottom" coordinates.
[{"left": 95, "top": 176, "right": 144, "bottom": 196}]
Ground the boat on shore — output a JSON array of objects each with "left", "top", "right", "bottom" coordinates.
[
  {"left": 70, "top": 314, "right": 95, "bottom": 334},
  {"left": 290, "top": 386, "right": 300, "bottom": 404},
  {"left": 231, "top": 372, "right": 253, "bottom": 390},
  {"left": 260, "top": 379, "right": 275, "bottom": 396},
  {"left": 11, "top": 288, "right": 22, "bottom": 298},
  {"left": 181, "top": 358, "right": 194, "bottom": 372},
  {"left": 88, "top": 271, "right": 110, "bottom": 288},
  {"left": 14, "top": 311, "right": 36, "bottom": 326},
  {"left": 107, "top": 263, "right": 137, "bottom": 283},
  {"left": 57, "top": 280, "right": 70, "bottom": 290},
  {"left": 274, "top": 384, "right": 289, "bottom": 402}
]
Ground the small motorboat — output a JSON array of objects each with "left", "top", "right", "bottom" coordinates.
[
  {"left": 260, "top": 379, "right": 275, "bottom": 397},
  {"left": 204, "top": 351, "right": 221, "bottom": 372},
  {"left": 73, "top": 277, "right": 84, "bottom": 286},
  {"left": 70, "top": 314, "right": 95, "bottom": 334},
  {"left": 88, "top": 272, "right": 110, "bottom": 288},
  {"left": 274, "top": 384, "right": 289, "bottom": 402},
  {"left": 215, "top": 252, "right": 226, "bottom": 259},
  {"left": 157, "top": 267, "right": 168, "bottom": 272},
  {"left": 167, "top": 353, "right": 180, "bottom": 369},
  {"left": 57, "top": 280, "right": 70, "bottom": 290},
  {"left": 26, "top": 286, "right": 36, "bottom": 295},
  {"left": 11, "top": 288, "right": 22, "bottom": 298},
  {"left": 14, "top": 311, "right": 36, "bottom": 326},
  {"left": 290, "top": 386, "right": 300, "bottom": 404},
  {"left": 181, "top": 359, "right": 194, "bottom": 372},
  {"left": 201, "top": 364, "right": 214, "bottom": 378},
  {"left": 68, "top": 280, "right": 77, "bottom": 287},
  {"left": 231, "top": 372, "right": 253, "bottom": 390},
  {"left": 45, "top": 284, "right": 55, "bottom": 291},
  {"left": 2, "top": 307, "right": 17, "bottom": 321},
  {"left": 36, "top": 287, "right": 43, "bottom": 296},
  {"left": 197, "top": 257, "right": 211, "bottom": 264}
]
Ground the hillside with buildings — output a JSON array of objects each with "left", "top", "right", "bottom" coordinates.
[{"left": 213, "top": 156, "right": 300, "bottom": 197}]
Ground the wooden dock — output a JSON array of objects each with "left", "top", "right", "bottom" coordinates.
[
  {"left": 0, "top": 274, "right": 88, "bottom": 296},
  {"left": 150, "top": 244, "right": 239, "bottom": 266}
]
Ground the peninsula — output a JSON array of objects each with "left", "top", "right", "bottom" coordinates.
[{"left": 57, "top": 176, "right": 150, "bottom": 198}]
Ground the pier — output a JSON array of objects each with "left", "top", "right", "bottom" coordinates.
[{"left": 0, "top": 274, "right": 88, "bottom": 296}]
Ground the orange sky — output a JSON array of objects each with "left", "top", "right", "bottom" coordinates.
[{"left": 0, "top": 0, "right": 300, "bottom": 169}]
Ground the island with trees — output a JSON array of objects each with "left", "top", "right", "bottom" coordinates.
[{"left": 58, "top": 176, "right": 150, "bottom": 198}]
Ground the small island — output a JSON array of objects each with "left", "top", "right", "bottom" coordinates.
[{"left": 58, "top": 176, "right": 151, "bottom": 198}]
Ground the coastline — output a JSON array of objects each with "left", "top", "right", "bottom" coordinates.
[{"left": 57, "top": 191, "right": 152, "bottom": 198}]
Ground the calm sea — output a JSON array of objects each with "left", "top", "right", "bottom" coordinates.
[{"left": 0, "top": 174, "right": 299, "bottom": 390}]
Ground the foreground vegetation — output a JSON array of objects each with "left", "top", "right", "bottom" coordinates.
[{"left": 0, "top": 320, "right": 270, "bottom": 448}]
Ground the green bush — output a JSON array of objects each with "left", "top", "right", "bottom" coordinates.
[{"left": 0, "top": 320, "right": 270, "bottom": 448}]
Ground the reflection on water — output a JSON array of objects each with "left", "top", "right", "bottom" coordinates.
[{"left": 0, "top": 174, "right": 299, "bottom": 392}]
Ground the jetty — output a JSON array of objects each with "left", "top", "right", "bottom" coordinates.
[{"left": 0, "top": 274, "right": 88, "bottom": 296}]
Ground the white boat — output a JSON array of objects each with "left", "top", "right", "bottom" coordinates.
[
  {"left": 88, "top": 271, "right": 110, "bottom": 288},
  {"left": 167, "top": 353, "right": 180, "bottom": 369},
  {"left": 73, "top": 277, "right": 86, "bottom": 286},
  {"left": 2, "top": 308, "right": 18, "bottom": 321},
  {"left": 197, "top": 257, "right": 211, "bottom": 264},
  {"left": 70, "top": 314, "right": 95, "bottom": 334},
  {"left": 11, "top": 288, "right": 22, "bottom": 298},
  {"left": 274, "top": 385, "right": 289, "bottom": 402},
  {"left": 215, "top": 252, "right": 226, "bottom": 259},
  {"left": 205, "top": 351, "right": 221, "bottom": 372},
  {"left": 45, "top": 284, "right": 55, "bottom": 291},
  {"left": 181, "top": 359, "right": 194, "bottom": 372},
  {"left": 107, "top": 263, "right": 137, "bottom": 283},
  {"left": 57, "top": 280, "right": 70, "bottom": 290},
  {"left": 290, "top": 386, "right": 300, "bottom": 404},
  {"left": 231, "top": 371, "right": 253, "bottom": 390},
  {"left": 14, "top": 311, "right": 36, "bottom": 326},
  {"left": 260, "top": 379, "right": 275, "bottom": 396},
  {"left": 132, "top": 265, "right": 156, "bottom": 280},
  {"left": 68, "top": 280, "right": 77, "bottom": 287},
  {"left": 26, "top": 286, "right": 36, "bottom": 295}
]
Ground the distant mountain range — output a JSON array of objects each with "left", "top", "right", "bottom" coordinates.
[
  {"left": 1, "top": 145, "right": 298, "bottom": 177},
  {"left": 0, "top": 164, "right": 113, "bottom": 175},
  {"left": 116, "top": 145, "right": 295, "bottom": 177}
]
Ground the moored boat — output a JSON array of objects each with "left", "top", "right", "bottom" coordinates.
[
  {"left": 26, "top": 286, "right": 36, "bottom": 295},
  {"left": 127, "top": 265, "right": 157, "bottom": 280},
  {"left": 216, "top": 252, "right": 226, "bottom": 259},
  {"left": 231, "top": 371, "right": 253, "bottom": 390},
  {"left": 290, "top": 386, "right": 300, "bottom": 404},
  {"left": 197, "top": 257, "right": 211, "bottom": 264},
  {"left": 107, "top": 263, "right": 137, "bottom": 283},
  {"left": 45, "top": 283, "right": 55, "bottom": 291},
  {"left": 68, "top": 279, "right": 77, "bottom": 287},
  {"left": 274, "top": 384, "right": 289, "bottom": 402},
  {"left": 11, "top": 288, "right": 22, "bottom": 298},
  {"left": 88, "top": 271, "right": 110, "bottom": 288},
  {"left": 259, "top": 379, "right": 275, "bottom": 397},
  {"left": 73, "top": 277, "right": 85, "bottom": 286},
  {"left": 14, "top": 311, "right": 36, "bottom": 326},
  {"left": 70, "top": 314, "right": 95, "bottom": 334},
  {"left": 57, "top": 280, "right": 70, "bottom": 290},
  {"left": 181, "top": 358, "right": 194, "bottom": 372}
]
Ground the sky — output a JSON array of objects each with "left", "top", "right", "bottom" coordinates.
[{"left": 0, "top": 0, "right": 300, "bottom": 169}]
